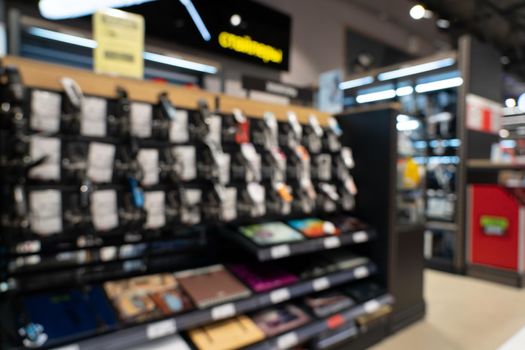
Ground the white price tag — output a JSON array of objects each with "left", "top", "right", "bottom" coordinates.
[
  {"left": 208, "top": 115, "right": 222, "bottom": 145},
  {"left": 221, "top": 187, "right": 237, "bottom": 222},
  {"left": 353, "top": 231, "right": 368, "bottom": 243},
  {"left": 364, "top": 300, "right": 381, "bottom": 313},
  {"left": 137, "top": 149, "right": 159, "bottom": 186},
  {"left": 277, "top": 332, "right": 299, "bottom": 350},
  {"left": 29, "top": 190, "right": 62, "bottom": 236},
  {"left": 144, "top": 191, "right": 166, "bottom": 229},
  {"left": 270, "top": 244, "right": 291, "bottom": 259},
  {"left": 87, "top": 142, "right": 115, "bottom": 183},
  {"left": 30, "top": 90, "right": 61, "bottom": 132},
  {"left": 81, "top": 96, "right": 107, "bottom": 136},
  {"left": 312, "top": 277, "right": 330, "bottom": 292},
  {"left": 173, "top": 146, "right": 196, "bottom": 181},
  {"left": 91, "top": 190, "right": 118, "bottom": 231},
  {"left": 211, "top": 303, "right": 236, "bottom": 320},
  {"left": 51, "top": 344, "right": 80, "bottom": 350},
  {"left": 130, "top": 102, "right": 152, "bottom": 138},
  {"left": 218, "top": 153, "right": 231, "bottom": 184},
  {"left": 29, "top": 136, "right": 61, "bottom": 181},
  {"left": 353, "top": 266, "right": 369, "bottom": 279},
  {"left": 146, "top": 319, "right": 177, "bottom": 340},
  {"left": 270, "top": 288, "right": 291, "bottom": 304},
  {"left": 323, "top": 236, "right": 341, "bottom": 249},
  {"left": 169, "top": 110, "right": 189, "bottom": 142}
]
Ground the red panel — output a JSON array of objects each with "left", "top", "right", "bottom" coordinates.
[
  {"left": 470, "top": 185, "right": 521, "bottom": 271},
  {"left": 326, "top": 314, "right": 345, "bottom": 329},
  {"left": 482, "top": 108, "right": 491, "bottom": 132}
]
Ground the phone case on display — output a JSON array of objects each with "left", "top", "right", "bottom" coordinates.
[
  {"left": 267, "top": 182, "right": 293, "bottom": 216},
  {"left": 295, "top": 179, "right": 317, "bottom": 214},
  {"left": 252, "top": 303, "right": 310, "bottom": 337},
  {"left": 106, "top": 87, "right": 131, "bottom": 138},
  {"left": 175, "top": 264, "right": 251, "bottom": 308},
  {"left": 325, "top": 117, "right": 343, "bottom": 152},
  {"left": 62, "top": 142, "right": 87, "bottom": 183},
  {"left": 167, "top": 146, "right": 197, "bottom": 182},
  {"left": 222, "top": 108, "right": 250, "bottom": 144},
  {"left": 239, "top": 182, "right": 266, "bottom": 217},
  {"left": 17, "top": 286, "right": 117, "bottom": 348},
  {"left": 228, "top": 262, "right": 298, "bottom": 293},
  {"left": 168, "top": 186, "right": 202, "bottom": 226},
  {"left": 90, "top": 188, "right": 119, "bottom": 232},
  {"left": 60, "top": 77, "right": 83, "bottom": 134},
  {"left": 238, "top": 221, "right": 304, "bottom": 246},
  {"left": 231, "top": 143, "right": 261, "bottom": 182},
  {"left": 29, "top": 89, "right": 61, "bottom": 134},
  {"left": 303, "top": 114, "right": 324, "bottom": 154},
  {"left": 341, "top": 176, "right": 358, "bottom": 211},
  {"left": 279, "top": 112, "right": 302, "bottom": 149},
  {"left": 252, "top": 111, "right": 278, "bottom": 149},
  {"left": 198, "top": 141, "right": 230, "bottom": 184},
  {"left": 151, "top": 92, "right": 173, "bottom": 141},
  {"left": 80, "top": 95, "right": 108, "bottom": 138},
  {"left": 204, "top": 184, "right": 237, "bottom": 222},
  {"left": 188, "top": 315, "right": 265, "bottom": 350},
  {"left": 85, "top": 142, "right": 116, "bottom": 184},
  {"left": 313, "top": 154, "right": 332, "bottom": 181},
  {"left": 287, "top": 218, "right": 340, "bottom": 238},
  {"left": 288, "top": 145, "right": 311, "bottom": 183},
  {"left": 262, "top": 147, "right": 287, "bottom": 183},
  {"left": 190, "top": 99, "right": 212, "bottom": 140},
  {"left": 118, "top": 178, "right": 147, "bottom": 232},
  {"left": 0, "top": 66, "right": 27, "bottom": 132},
  {"left": 29, "top": 189, "right": 63, "bottom": 236},
  {"left": 335, "top": 147, "right": 355, "bottom": 182},
  {"left": 304, "top": 291, "right": 354, "bottom": 318},
  {"left": 426, "top": 190, "right": 456, "bottom": 221},
  {"left": 143, "top": 190, "right": 166, "bottom": 230},
  {"left": 28, "top": 135, "right": 61, "bottom": 182},
  {"left": 317, "top": 183, "right": 340, "bottom": 213},
  {"left": 130, "top": 102, "right": 153, "bottom": 139}
]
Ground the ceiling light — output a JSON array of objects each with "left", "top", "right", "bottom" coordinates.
[
  {"left": 505, "top": 98, "right": 517, "bottom": 108},
  {"left": 39, "top": 0, "right": 157, "bottom": 19},
  {"left": 410, "top": 5, "right": 426, "bottom": 20},
  {"left": 415, "top": 77, "right": 463, "bottom": 93},
  {"left": 436, "top": 18, "right": 450, "bottom": 29},
  {"left": 339, "top": 76, "right": 374, "bottom": 90},
  {"left": 397, "top": 119, "right": 420, "bottom": 131},
  {"left": 179, "top": 0, "right": 211, "bottom": 41},
  {"left": 356, "top": 89, "right": 396, "bottom": 104},
  {"left": 230, "top": 14, "right": 241, "bottom": 26},
  {"left": 28, "top": 27, "right": 218, "bottom": 74},
  {"left": 378, "top": 57, "right": 455, "bottom": 81},
  {"left": 396, "top": 86, "right": 414, "bottom": 96}
]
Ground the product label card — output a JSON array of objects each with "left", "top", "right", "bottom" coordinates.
[
  {"left": 130, "top": 102, "right": 153, "bottom": 138},
  {"left": 30, "top": 90, "right": 61, "bottom": 132},
  {"left": 91, "top": 189, "right": 119, "bottom": 231},
  {"left": 181, "top": 189, "right": 201, "bottom": 224},
  {"left": 221, "top": 187, "right": 237, "bottom": 222},
  {"left": 317, "top": 154, "right": 332, "bottom": 181},
  {"left": 137, "top": 149, "right": 159, "bottom": 186},
  {"left": 218, "top": 153, "right": 231, "bottom": 184},
  {"left": 29, "top": 190, "right": 62, "bottom": 235},
  {"left": 207, "top": 115, "right": 222, "bottom": 145},
  {"left": 81, "top": 96, "right": 107, "bottom": 137},
  {"left": 144, "top": 191, "right": 165, "bottom": 229},
  {"left": 173, "top": 146, "right": 196, "bottom": 181},
  {"left": 87, "top": 142, "right": 115, "bottom": 183},
  {"left": 29, "top": 136, "right": 61, "bottom": 181},
  {"left": 169, "top": 110, "right": 190, "bottom": 143}
]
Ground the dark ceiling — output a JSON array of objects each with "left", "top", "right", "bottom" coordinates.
[{"left": 417, "top": 0, "right": 525, "bottom": 79}]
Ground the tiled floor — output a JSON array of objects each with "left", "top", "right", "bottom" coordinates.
[{"left": 372, "top": 269, "right": 525, "bottom": 350}]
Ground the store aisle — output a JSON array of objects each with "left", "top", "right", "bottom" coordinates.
[{"left": 372, "top": 270, "right": 525, "bottom": 350}]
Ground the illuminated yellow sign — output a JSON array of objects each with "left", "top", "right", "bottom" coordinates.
[{"left": 218, "top": 32, "right": 283, "bottom": 64}]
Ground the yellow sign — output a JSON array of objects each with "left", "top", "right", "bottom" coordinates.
[
  {"left": 93, "top": 9, "right": 144, "bottom": 79},
  {"left": 218, "top": 31, "right": 283, "bottom": 64}
]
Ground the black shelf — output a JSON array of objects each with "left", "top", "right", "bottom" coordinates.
[
  {"left": 35, "top": 262, "right": 377, "bottom": 350},
  {"left": 424, "top": 256, "right": 455, "bottom": 273},
  {"left": 222, "top": 228, "right": 377, "bottom": 261},
  {"left": 244, "top": 294, "right": 394, "bottom": 350}
]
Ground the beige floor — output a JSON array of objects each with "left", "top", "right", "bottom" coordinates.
[{"left": 371, "top": 269, "right": 525, "bottom": 350}]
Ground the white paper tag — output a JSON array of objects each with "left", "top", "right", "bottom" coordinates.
[
  {"left": 81, "top": 96, "right": 107, "bottom": 137},
  {"left": 137, "top": 149, "right": 159, "bottom": 186},
  {"left": 208, "top": 115, "right": 222, "bottom": 145},
  {"left": 52, "top": 344, "right": 80, "bottom": 350},
  {"left": 181, "top": 189, "right": 201, "bottom": 224},
  {"left": 353, "top": 266, "right": 369, "bottom": 279},
  {"left": 30, "top": 90, "right": 61, "bottom": 132},
  {"left": 169, "top": 110, "right": 189, "bottom": 142},
  {"left": 29, "top": 190, "right": 62, "bottom": 235},
  {"left": 173, "top": 146, "right": 196, "bottom": 181},
  {"left": 29, "top": 136, "right": 61, "bottom": 181},
  {"left": 364, "top": 300, "right": 381, "bottom": 313},
  {"left": 146, "top": 319, "right": 177, "bottom": 340},
  {"left": 221, "top": 187, "right": 237, "bottom": 222},
  {"left": 270, "top": 288, "right": 291, "bottom": 304},
  {"left": 277, "top": 332, "right": 299, "bottom": 350},
  {"left": 144, "top": 191, "right": 165, "bottom": 229},
  {"left": 323, "top": 236, "right": 341, "bottom": 249},
  {"left": 312, "top": 277, "right": 330, "bottom": 292},
  {"left": 353, "top": 231, "right": 368, "bottom": 243},
  {"left": 270, "top": 244, "right": 291, "bottom": 259},
  {"left": 130, "top": 102, "right": 153, "bottom": 138},
  {"left": 211, "top": 303, "right": 236, "bottom": 320},
  {"left": 91, "top": 190, "right": 118, "bottom": 231},
  {"left": 218, "top": 153, "right": 231, "bottom": 184},
  {"left": 87, "top": 142, "right": 115, "bottom": 183}
]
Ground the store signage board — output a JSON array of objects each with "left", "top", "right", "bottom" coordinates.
[
  {"left": 93, "top": 9, "right": 144, "bottom": 79},
  {"left": 466, "top": 94, "right": 502, "bottom": 134},
  {"left": 242, "top": 75, "right": 313, "bottom": 104}
]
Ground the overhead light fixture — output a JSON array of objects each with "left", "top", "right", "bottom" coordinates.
[
  {"left": 397, "top": 119, "right": 420, "bottom": 131},
  {"left": 38, "top": 0, "right": 157, "bottom": 20},
  {"left": 409, "top": 4, "right": 426, "bottom": 20},
  {"left": 230, "top": 14, "right": 242, "bottom": 27},
  {"left": 396, "top": 86, "right": 413, "bottom": 96},
  {"left": 356, "top": 89, "right": 396, "bottom": 104},
  {"left": 505, "top": 98, "right": 517, "bottom": 108},
  {"left": 339, "top": 76, "right": 374, "bottom": 90},
  {"left": 378, "top": 57, "right": 455, "bottom": 81},
  {"left": 415, "top": 77, "right": 463, "bottom": 93},
  {"left": 27, "top": 27, "right": 218, "bottom": 74},
  {"left": 179, "top": 0, "right": 211, "bottom": 41}
]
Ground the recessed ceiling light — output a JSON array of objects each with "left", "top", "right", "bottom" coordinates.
[
  {"left": 230, "top": 14, "right": 241, "bottom": 27},
  {"left": 410, "top": 5, "right": 426, "bottom": 20}
]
